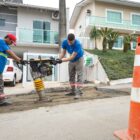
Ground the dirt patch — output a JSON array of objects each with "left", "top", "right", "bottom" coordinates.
[{"left": 0, "top": 87, "right": 130, "bottom": 113}]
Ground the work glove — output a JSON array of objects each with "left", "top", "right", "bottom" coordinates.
[
  {"left": 55, "top": 58, "right": 62, "bottom": 64},
  {"left": 50, "top": 57, "right": 57, "bottom": 65},
  {"left": 20, "top": 60, "right": 28, "bottom": 65}
]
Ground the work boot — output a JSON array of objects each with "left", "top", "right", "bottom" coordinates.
[
  {"left": 79, "top": 91, "right": 83, "bottom": 95},
  {"left": 65, "top": 88, "right": 75, "bottom": 96},
  {"left": 78, "top": 89, "right": 83, "bottom": 94},
  {"left": 65, "top": 92, "right": 75, "bottom": 96},
  {"left": 76, "top": 89, "right": 83, "bottom": 95},
  {"left": 74, "top": 89, "right": 83, "bottom": 99},
  {"left": 0, "top": 94, "right": 12, "bottom": 106},
  {"left": 74, "top": 93, "right": 81, "bottom": 100},
  {"left": 0, "top": 101, "right": 12, "bottom": 106}
]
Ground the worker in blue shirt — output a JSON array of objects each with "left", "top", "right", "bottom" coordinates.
[
  {"left": 57, "top": 33, "right": 84, "bottom": 99},
  {"left": 0, "top": 33, "right": 21, "bottom": 106}
]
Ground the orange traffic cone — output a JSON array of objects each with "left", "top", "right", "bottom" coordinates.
[{"left": 114, "top": 37, "right": 140, "bottom": 140}]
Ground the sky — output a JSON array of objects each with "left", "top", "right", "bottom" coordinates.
[
  {"left": 23, "top": 0, "right": 81, "bottom": 17},
  {"left": 23, "top": 0, "right": 140, "bottom": 18}
]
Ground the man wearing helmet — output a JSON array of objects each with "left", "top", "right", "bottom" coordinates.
[{"left": 0, "top": 33, "right": 21, "bottom": 106}]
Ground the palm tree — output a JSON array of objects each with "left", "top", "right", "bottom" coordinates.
[
  {"left": 89, "top": 26, "right": 101, "bottom": 49},
  {"left": 123, "top": 34, "right": 139, "bottom": 52},
  {"left": 99, "top": 27, "right": 113, "bottom": 52},
  {"left": 108, "top": 32, "right": 119, "bottom": 50},
  {"left": 123, "top": 34, "right": 132, "bottom": 52},
  {"left": 131, "top": 34, "right": 138, "bottom": 42}
]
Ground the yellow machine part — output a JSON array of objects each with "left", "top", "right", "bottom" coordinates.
[{"left": 34, "top": 78, "right": 45, "bottom": 92}]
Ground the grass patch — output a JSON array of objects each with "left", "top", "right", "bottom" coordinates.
[{"left": 85, "top": 49, "right": 135, "bottom": 80}]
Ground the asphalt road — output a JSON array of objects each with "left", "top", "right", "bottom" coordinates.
[{"left": 0, "top": 96, "right": 130, "bottom": 140}]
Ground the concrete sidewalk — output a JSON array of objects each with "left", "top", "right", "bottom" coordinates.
[
  {"left": 97, "top": 83, "right": 131, "bottom": 94},
  {"left": 4, "top": 82, "right": 132, "bottom": 96},
  {"left": 5, "top": 82, "right": 70, "bottom": 95},
  {"left": 97, "top": 83, "right": 131, "bottom": 90}
]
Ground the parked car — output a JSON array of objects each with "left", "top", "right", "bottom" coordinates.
[{"left": 3, "top": 58, "right": 22, "bottom": 86}]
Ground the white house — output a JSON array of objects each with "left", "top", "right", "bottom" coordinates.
[
  {"left": 70, "top": 0, "right": 140, "bottom": 50},
  {"left": 0, "top": 1, "right": 69, "bottom": 84}
]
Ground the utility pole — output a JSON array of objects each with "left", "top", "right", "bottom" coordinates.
[
  {"left": 58, "top": 0, "right": 67, "bottom": 82},
  {"left": 59, "top": 0, "right": 67, "bottom": 52}
]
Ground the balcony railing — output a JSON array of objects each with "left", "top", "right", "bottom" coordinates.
[
  {"left": 17, "top": 28, "right": 59, "bottom": 45},
  {"left": 86, "top": 16, "right": 140, "bottom": 31},
  {"left": 77, "top": 37, "right": 91, "bottom": 49}
]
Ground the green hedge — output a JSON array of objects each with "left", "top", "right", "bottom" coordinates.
[{"left": 85, "top": 49, "right": 135, "bottom": 80}]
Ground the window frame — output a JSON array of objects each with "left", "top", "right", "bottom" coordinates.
[
  {"left": 0, "top": 18, "right": 5, "bottom": 26},
  {"left": 33, "top": 20, "right": 51, "bottom": 43},
  {"left": 131, "top": 12, "right": 140, "bottom": 26},
  {"left": 131, "top": 41, "right": 137, "bottom": 50},
  {"left": 106, "top": 9, "right": 123, "bottom": 24},
  {"left": 113, "top": 36, "right": 123, "bottom": 50}
]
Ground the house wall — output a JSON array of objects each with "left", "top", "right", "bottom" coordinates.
[
  {"left": 17, "top": 7, "right": 69, "bottom": 83},
  {"left": 70, "top": 1, "right": 140, "bottom": 84},
  {"left": 74, "top": 2, "right": 95, "bottom": 37},
  {"left": 17, "top": 7, "right": 58, "bottom": 30},
  {"left": 95, "top": 1, "right": 140, "bottom": 20},
  {"left": 73, "top": 1, "right": 140, "bottom": 50},
  {"left": 17, "top": 7, "right": 59, "bottom": 42},
  {"left": 12, "top": 46, "right": 59, "bottom": 56},
  {"left": 93, "top": 1, "right": 140, "bottom": 50},
  {"left": 0, "top": 5, "right": 69, "bottom": 83},
  {"left": 0, "top": 6, "right": 17, "bottom": 37}
]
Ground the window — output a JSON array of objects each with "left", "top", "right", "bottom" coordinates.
[
  {"left": 0, "top": 19, "right": 5, "bottom": 26},
  {"left": 132, "top": 14, "right": 140, "bottom": 25},
  {"left": 107, "top": 10, "right": 122, "bottom": 23},
  {"left": 33, "top": 20, "right": 50, "bottom": 43},
  {"left": 43, "top": 21, "right": 50, "bottom": 43},
  {"left": 113, "top": 36, "right": 123, "bottom": 49},
  {"left": 33, "top": 21, "right": 43, "bottom": 43},
  {"left": 132, "top": 41, "right": 136, "bottom": 49},
  {"left": 54, "top": 32, "right": 59, "bottom": 44}
]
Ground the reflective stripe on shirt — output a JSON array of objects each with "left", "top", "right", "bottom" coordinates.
[{"left": 0, "top": 52, "right": 7, "bottom": 58}]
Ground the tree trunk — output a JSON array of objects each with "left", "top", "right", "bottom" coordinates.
[
  {"left": 103, "top": 38, "right": 107, "bottom": 52},
  {"left": 95, "top": 38, "right": 97, "bottom": 49},
  {"left": 123, "top": 43, "right": 130, "bottom": 52},
  {"left": 109, "top": 42, "right": 114, "bottom": 50},
  {"left": 59, "top": 0, "right": 67, "bottom": 52}
]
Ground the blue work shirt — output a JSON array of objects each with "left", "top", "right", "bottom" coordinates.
[
  {"left": 0, "top": 39, "right": 10, "bottom": 74},
  {"left": 62, "top": 39, "right": 84, "bottom": 62}
]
